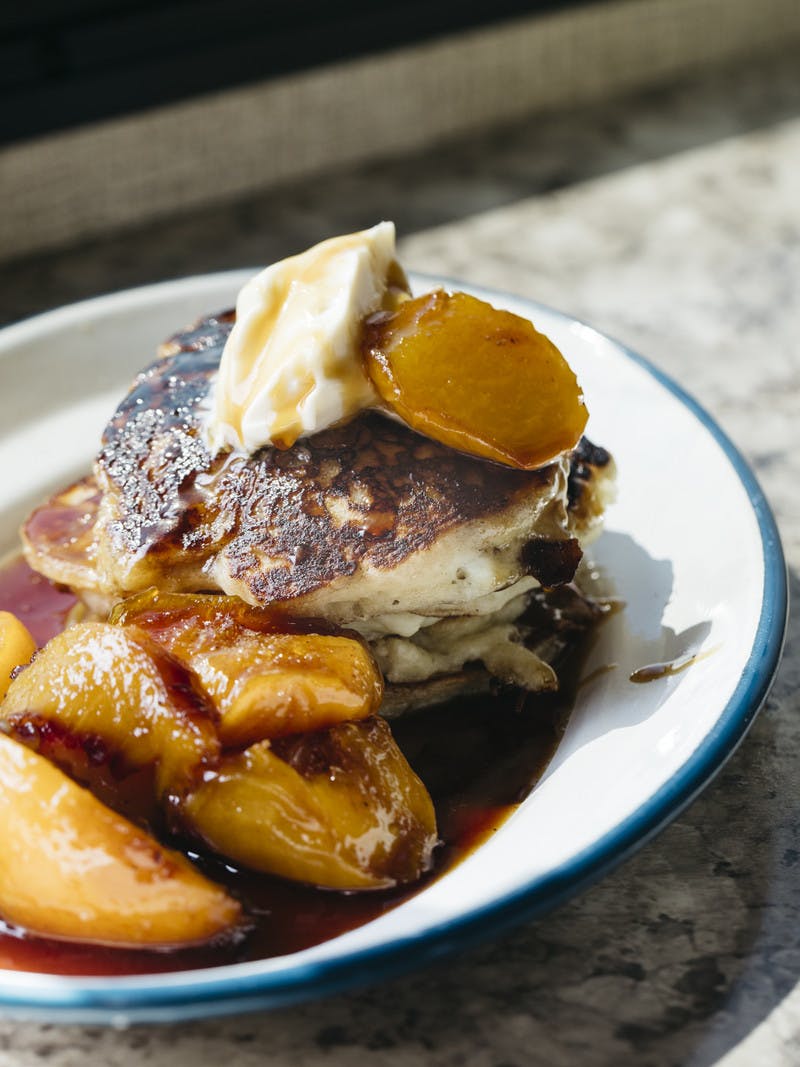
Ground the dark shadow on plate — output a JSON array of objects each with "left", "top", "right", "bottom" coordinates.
[{"left": 543, "top": 530, "right": 713, "bottom": 780}]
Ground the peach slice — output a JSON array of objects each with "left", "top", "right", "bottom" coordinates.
[
  {"left": 181, "top": 718, "right": 437, "bottom": 890},
  {"left": 0, "top": 612, "right": 36, "bottom": 700},
  {"left": 0, "top": 733, "right": 240, "bottom": 947},
  {"left": 1, "top": 622, "right": 219, "bottom": 806},
  {"left": 363, "top": 289, "right": 588, "bottom": 469},
  {"left": 111, "top": 590, "right": 384, "bottom": 747}
]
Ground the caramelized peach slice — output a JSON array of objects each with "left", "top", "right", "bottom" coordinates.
[
  {"left": 1, "top": 622, "right": 219, "bottom": 805},
  {"left": 181, "top": 718, "right": 437, "bottom": 890},
  {"left": 0, "top": 733, "right": 239, "bottom": 947},
  {"left": 111, "top": 590, "right": 383, "bottom": 746},
  {"left": 1, "top": 601, "right": 433, "bottom": 894},
  {"left": 363, "top": 290, "right": 588, "bottom": 469},
  {"left": 0, "top": 612, "right": 36, "bottom": 700}
]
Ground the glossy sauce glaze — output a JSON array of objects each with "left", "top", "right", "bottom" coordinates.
[
  {"left": 629, "top": 647, "right": 716, "bottom": 684},
  {"left": 0, "top": 558, "right": 597, "bottom": 977}
]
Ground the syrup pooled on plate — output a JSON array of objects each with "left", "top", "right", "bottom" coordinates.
[
  {"left": 629, "top": 647, "right": 716, "bottom": 684},
  {"left": 0, "top": 558, "right": 602, "bottom": 976}
]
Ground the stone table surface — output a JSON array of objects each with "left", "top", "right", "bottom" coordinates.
[{"left": 0, "top": 46, "right": 798, "bottom": 1067}]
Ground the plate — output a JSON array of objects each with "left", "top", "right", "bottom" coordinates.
[{"left": 0, "top": 272, "right": 787, "bottom": 1023}]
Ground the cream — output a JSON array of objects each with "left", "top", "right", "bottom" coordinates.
[{"left": 206, "top": 222, "right": 405, "bottom": 454}]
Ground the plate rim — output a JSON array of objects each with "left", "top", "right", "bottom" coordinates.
[{"left": 0, "top": 271, "right": 788, "bottom": 1022}]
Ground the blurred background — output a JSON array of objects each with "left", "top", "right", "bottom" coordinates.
[{"left": 2, "top": 0, "right": 799, "bottom": 309}]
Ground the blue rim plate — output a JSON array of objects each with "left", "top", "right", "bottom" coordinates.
[{"left": 0, "top": 272, "right": 787, "bottom": 1023}]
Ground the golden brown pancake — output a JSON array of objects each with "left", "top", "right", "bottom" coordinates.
[{"left": 23, "top": 311, "right": 614, "bottom": 705}]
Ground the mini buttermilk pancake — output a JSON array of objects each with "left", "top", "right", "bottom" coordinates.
[{"left": 23, "top": 311, "right": 615, "bottom": 711}]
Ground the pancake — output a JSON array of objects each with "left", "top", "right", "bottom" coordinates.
[{"left": 22, "top": 311, "right": 615, "bottom": 705}]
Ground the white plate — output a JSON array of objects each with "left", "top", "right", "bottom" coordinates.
[{"left": 0, "top": 273, "right": 787, "bottom": 1023}]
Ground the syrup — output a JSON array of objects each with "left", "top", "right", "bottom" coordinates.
[{"left": 0, "top": 558, "right": 587, "bottom": 976}]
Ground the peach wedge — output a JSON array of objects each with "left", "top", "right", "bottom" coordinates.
[
  {"left": 182, "top": 718, "right": 437, "bottom": 890},
  {"left": 1, "top": 622, "right": 220, "bottom": 805},
  {"left": 0, "top": 733, "right": 240, "bottom": 947},
  {"left": 0, "top": 611, "right": 36, "bottom": 701},
  {"left": 112, "top": 590, "right": 384, "bottom": 746}
]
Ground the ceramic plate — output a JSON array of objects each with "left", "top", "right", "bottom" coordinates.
[{"left": 0, "top": 273, "right": 787, "bottom": 1023}]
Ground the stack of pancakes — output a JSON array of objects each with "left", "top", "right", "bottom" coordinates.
[{"left": 24, "top": 311, "right": 614, "bottom": 714}]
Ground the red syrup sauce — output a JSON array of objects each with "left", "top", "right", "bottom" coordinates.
[{"left": 0, "top": 557, "right": 582, "bottom": 976}]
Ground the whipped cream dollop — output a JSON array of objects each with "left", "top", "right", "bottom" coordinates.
[{"left": 206, "top": 222, "right": 406, "bottom": 454}]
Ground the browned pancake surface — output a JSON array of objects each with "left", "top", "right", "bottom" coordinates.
[{"left": 95, "top": 313, "right": 584, "bottom": 603}]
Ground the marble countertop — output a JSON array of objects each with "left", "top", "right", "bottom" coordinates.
[{"left": 0, "top": 47, "right": 798, "bottom": 1067}]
